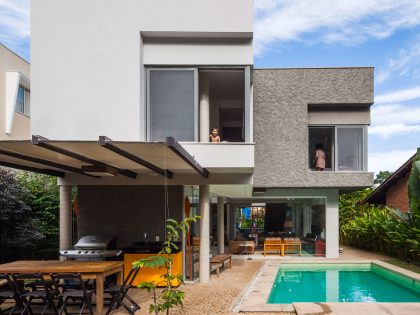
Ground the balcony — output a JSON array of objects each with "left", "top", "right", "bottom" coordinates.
[{"left": 181, "top": 142, "right": 254, "bottom": 174}]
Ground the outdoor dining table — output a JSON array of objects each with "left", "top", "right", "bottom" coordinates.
[{"left": 0, "top": 260, "right": 124, "bottom": 315}]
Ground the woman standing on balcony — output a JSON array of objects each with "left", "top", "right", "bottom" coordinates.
[{"left": 314, "top": 143, "right": 326, "bottom": 171}]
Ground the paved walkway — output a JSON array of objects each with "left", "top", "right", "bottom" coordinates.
[
  {"left": 294, "top": 302, "right": 420, "bottom": 315},
  {"left": 233, "top": 245, "right": 392, "bottom": 261}
]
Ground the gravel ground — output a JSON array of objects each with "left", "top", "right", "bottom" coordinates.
[
  {"left": 2, "top": 247, "right": 389, "bottom": 314},
  {"left": 114, "top": 259, "right": 294, "bottom": 315}
]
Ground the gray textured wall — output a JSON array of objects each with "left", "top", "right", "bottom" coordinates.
[
  {"left": 253, "top": 68, "right": 374, "bottom": 189},
  {"left": 77, "top": 185, "right": 183, "bottom": 248}
]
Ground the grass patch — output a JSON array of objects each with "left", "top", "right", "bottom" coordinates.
[{"left": 382, "top": 259, "right": 420, "bottom": 274}]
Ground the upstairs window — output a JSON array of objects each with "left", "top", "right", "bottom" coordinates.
[
  {"left": 147, "top": 67, "right": 251, "bottom": 143},
  {"left": 308, "top": 127, "right": 334, "bottom": 171},
  {"left": 15, "top": 85, "right": 30, "bottom": 116},
  {"left": 337, "top": 127, "right": 364, "bottom": 171},
  {"left": 309, "top": 126, "right": 366, "bottom": 171},
  {"left": 148, "top": 69, "right": 197, "bottom": 142}
]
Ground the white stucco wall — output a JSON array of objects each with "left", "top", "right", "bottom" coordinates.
[
  {"left": 31, "top": 0, "right": 253, "bottom": 141},
  {"left": 0, "top": 44, "right": 31, "bottom": 140}
]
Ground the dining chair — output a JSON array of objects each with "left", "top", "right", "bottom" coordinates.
[
  {"left": 12, "top": 273, "right": 58, "bottom": 315},
  {"left": 50, "top": 273, "right": 94, "bottom": 315},
  {"left": 105, "top": 266, "right": 141, "bottom": 315},
  {"left": 0, "top": 273, "right": 24, "bottom": 314}
]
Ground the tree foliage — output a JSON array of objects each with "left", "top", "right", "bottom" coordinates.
[
  {"left": 17, "top": 171, "right": 60, "bottom": 259},
  {"left": 408, "top": 148, "right": 420, "bottom": 215},
  {"left": 374, "top": 171, "right": 393, "bottom": 184},
  {"left": 339, "top": 189, "right": 420, "bottom": 264},
  {"left": 0, "top": 168, "right": 43, "bottom": 262}
]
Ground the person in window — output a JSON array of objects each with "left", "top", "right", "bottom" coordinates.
[
  {"left": 314, "top": 143, "right": 326, "bottom": 171},
  {"left": 209, "top": 127, "right": 221, "bottom": 143}
]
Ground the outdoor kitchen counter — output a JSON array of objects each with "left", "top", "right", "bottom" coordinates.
[
  {"left": 0, "top": 260, "right": 124, "bottom": 315},
  {"left": 124, "top": 252, "right": 183, "bottom": 286},
  {"left": 122, "top": 241, "right": 183, "bottom": 286}
]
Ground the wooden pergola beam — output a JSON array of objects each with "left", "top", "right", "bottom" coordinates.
[
  {"left": 32, "top": 135, "right": 137, "bottom": 179},
  {"left": 165, "top": 137, "right": 209, "bottom": 178},
  {"left": 98, "top": 136, "right": 173, "bottom": 178},
  {"left": 0, "top": 160, "right": 65, "bottom": 177}
]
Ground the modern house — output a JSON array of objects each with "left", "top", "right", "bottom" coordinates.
[
  {"left": 364, "top": 154, "right": 416, "bottom": 213},
  {"left": 0, "top": 0, "right": 373, "bottom": 284},
  {"left": 0, "top": 44, "right": 30, "bottom": 141}
]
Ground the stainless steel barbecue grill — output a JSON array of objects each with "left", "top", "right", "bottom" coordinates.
[{"left": 60, "top": 235, "right": 121, "bottom": 260}]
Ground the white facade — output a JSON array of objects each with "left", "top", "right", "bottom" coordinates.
[
  {"left": 31, "top": 0, "right": 253, "bottom": 141},
  {"left": 0, "top": 44, "right": 31, "bottom": 140},
  {"left": 26, "top": 0, "right": 374, "bottom": 265}
]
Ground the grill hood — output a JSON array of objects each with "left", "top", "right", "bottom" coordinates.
[{"left": 74, "top": 235, "right": 112, "bottom": 250}]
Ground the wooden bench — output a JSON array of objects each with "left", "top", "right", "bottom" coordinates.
[
  {"left": 264, "top": 237, "right": 282, "bottom": 256},
  {"left": 210, "top": 254, "right": 232, "bottom": 277},
  {"left": 210, "top": 263, "right": 223, "bottom": 277}
]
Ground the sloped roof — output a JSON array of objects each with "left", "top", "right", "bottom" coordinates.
[{"left": 363, "top": 153, "right": 416, "bottom": 205}]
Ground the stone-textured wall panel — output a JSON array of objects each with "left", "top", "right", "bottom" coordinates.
[
  {"left": 304, "top": 68, "right": 374, "bottom": 104},
  {"left": 253, "top": 68, "right": 374, "bottom": 188}
]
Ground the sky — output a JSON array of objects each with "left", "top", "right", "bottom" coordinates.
[{"left": 0, "top": 0, "right": 419, "bottom": 174}]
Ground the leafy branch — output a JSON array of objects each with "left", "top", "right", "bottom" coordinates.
[{"left": 133, "top": 216, "right": 199, "bottom": 315}]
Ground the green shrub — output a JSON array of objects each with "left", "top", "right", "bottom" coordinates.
[
  {"left": 0, "top": 168, "right": 43, "bottom": 262},
  {"left": 17, "top": 172, "right": 60, "bottom": 259},
  {"left": 339, "top": 190, "right": 420, "bottom": 263}
]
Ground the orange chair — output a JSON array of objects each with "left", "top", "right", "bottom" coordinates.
[
  {"left": 263, "top": 237, "right": 282, "bottom": 256},
  {"left": 282, "top": 238, "right": 301, "bottom": 256}
]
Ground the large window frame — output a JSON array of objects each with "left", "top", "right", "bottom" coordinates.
[
  {"left": 145, "top": 66, "right": 252, "bottom": 143},
  {"left": 308, "top": 125, "right": 368, "bottom": 172},
  {"left": 146, "top": 68, "right": 199, "bottom": 142},
  {"left": 16, "top": 84, "right": 30, "bottom": 116}
]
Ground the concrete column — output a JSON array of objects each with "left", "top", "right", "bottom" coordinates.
[
  {"left": 199, "top": 72, "right": 210, "bottom": 142},
  {"left": 294, "top": 205, "right": 302, "bottom": 237},
  {"left": 226, "top": 204, "right": 231, "bottom": 241},
  {"left": 303, "top": 205, "right": 311, "bottom": 236},
  {"left": 326, "top": 191, "right": 339, "bottom": 258},
  {"left": 199, "top": 185, "right": 210, "bottom": 283},
  {"left": 217, "top": 197, "right": 225, "bottom": 254},
  {"left": 59, "top": 186, "right": 72, "bottom": 254}
]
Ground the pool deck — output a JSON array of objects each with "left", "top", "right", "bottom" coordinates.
[
  {"left": 293, "top": 302, "right": 420, "bottom": 315},
  {"left": 233, "top": 260, "right": 420, "bottom": 314}
]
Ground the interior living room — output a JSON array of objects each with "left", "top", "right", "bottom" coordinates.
[{"left": 209, "top": 197, "right": 327, "bottom": 258}]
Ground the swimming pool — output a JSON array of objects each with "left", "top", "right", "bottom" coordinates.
[{"left": 268, "top": 263, "right": 420, "bottom": 303}]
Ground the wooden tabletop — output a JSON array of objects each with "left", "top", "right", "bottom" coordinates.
[{"left": 0, "top": 260, "right": 124, "bottom": 274}]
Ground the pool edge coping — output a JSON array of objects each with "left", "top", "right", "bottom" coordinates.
[
  {"left": 230, "top": 262, "right": 266, "bottom": 313},
  {"left": 372, "top": 260, "right": 420, "bottom": 282}
]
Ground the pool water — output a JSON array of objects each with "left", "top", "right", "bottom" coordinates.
[{"left": 268, "top": 264, "right": 420, "bottom": 303}]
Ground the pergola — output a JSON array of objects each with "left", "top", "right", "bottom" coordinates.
[{"left": 0, "top": 135, "right": 216, "bottom": 282}]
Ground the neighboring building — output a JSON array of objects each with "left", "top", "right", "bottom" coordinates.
[
  {"left": 0, "top": 0, "right": 373, "bottom": 285},
  {"left": 364, "top": 154, "right": 416, "bottom": 213},
  {"left": 0, "top": 44, "right": 30, "bottom": 140}
]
